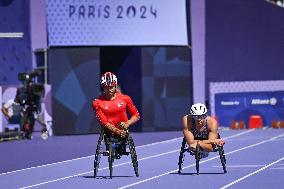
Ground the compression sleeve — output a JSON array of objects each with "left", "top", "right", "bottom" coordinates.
[
  {"left": 92, "top": 99, "right": 108, "bottom": 126},
  {"left": 124, "top": 95, "right": 140, "bottom": 118}
]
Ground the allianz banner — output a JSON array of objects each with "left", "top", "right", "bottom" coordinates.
[{"left": 215, "top": 91, "right": 284, "bottom": 127}]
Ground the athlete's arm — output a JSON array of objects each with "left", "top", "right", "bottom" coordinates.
[
  {"left": 1, "top": 106, "right": 10, "bottom": 118},
  {"left": 121, "top": 115, "right": 139, "bottom": 129},
  {"left": 1, "top": 100, "right": 13, "bottom": 119},
  {"left": 199, "top": 117, "right": 225, "bottom": 151},
  {"left": 121, "top": 95, "right": 140, "bottom": 129},
  {"left": 182, "top": 115, "right": 196, "bottom": 146}
]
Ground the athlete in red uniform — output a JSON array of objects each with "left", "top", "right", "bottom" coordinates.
[{"left": 92, "top": 72, "right": 140, "bottom": 138}]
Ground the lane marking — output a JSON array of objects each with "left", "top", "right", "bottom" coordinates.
[
  {"left": 222, "top": 129, "right": 255, "bottom": 140},
  {"left": 1, "top": 129, "right": 253, "bottom": 176},
  {"left": 19, "top": 149, "right": 180, "bottom": 189},
  {"left": 270, "top": 167, "right": 284, "bottom": 170},
  {"left": 212, "top": 164, "right": 265, "bottom": 168},
  {"left": 0, "top": 136, "right": 182, "bottom": 176},
  {"left": 220, "top": 156, "right": 284, "bottom": 189},
  {"left": 117, "top": 132, "right": 284, "bottom": 189},
  {"left": 136, "top": 137, "right": 182, "bottom": 148},
  {"left": 17, "top": 130, "right": 255, "bottom": 188}
]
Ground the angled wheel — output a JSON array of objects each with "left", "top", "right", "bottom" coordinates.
[
  {"left": 178, "top": 138, "right": 187, "bottom": 174},
  {"left": 195, "top": 142, "right": 201, "bottom": 175},
  {"left": 108, "top": 142, "right": 115, "bottom": 179},
  {"left": 218, "top": 146, "right": 227, "bottom": 173},
  {"left": 94, "top": 130, "right": 104, "bottom": 178},
  {"left": 128, "top": 135, "right": 139, "bottom": 177}
]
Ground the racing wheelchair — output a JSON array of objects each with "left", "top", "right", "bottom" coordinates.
[
  {"left": 93, "top": 124, "right": 139, "bottom": 178},
  {"left": 178, "top": 135, "right": 227, "bottom": 175}
]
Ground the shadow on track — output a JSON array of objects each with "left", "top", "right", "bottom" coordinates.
[
  {"left": 170, "top": 172, "right": 226, "bottom": 176},
  {"left": 82, "top": 175, "right": 134, "bottom": 179}
]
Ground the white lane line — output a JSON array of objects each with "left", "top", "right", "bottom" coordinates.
[
  {"left": 0, "top": 136, "right": 183, "bottom": 176},
  {"left": 220, "top": 156, "right": 284, "bottom": 189},
  {"left": 117, "top": 132, "right": 284, "bottom": 189},
  {"left": 118, "top": 155, "right": 222, "bottom": 189},
  {"left": 19, "top": 149, "right": 180, "bottom": 189},
  {"left": 212, "top": 164, "right": 265, "bottom": 168},
  {"left": 270, "top": 167, "right": 284, "bottom": 170},
  {"left": 1, "top": 129, "right": 253, "bottom": 176},
  {"left": 222, "top": 129, "right": 255, "bottom": 140},
  {"left": 136, "top": 137, "right": 183, "bottom": 148},
  {"left": 0, "top": 155, "right": 96, "bottom": 176},
  {"left": 18, "top": 130, "right": 254, "bottom": 189}
]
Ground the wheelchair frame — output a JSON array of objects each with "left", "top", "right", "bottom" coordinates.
[
  {"left": 178, "top": 137, "right": 227, "bottom": 175},
  {"left": 93, "top": 127, "right": 139, "bottom": 179}
]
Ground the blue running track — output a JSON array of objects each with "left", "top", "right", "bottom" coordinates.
[{"left": 0, "top": 129, "right": 284, "bottom": 189}]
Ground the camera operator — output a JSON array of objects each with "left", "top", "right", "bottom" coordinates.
[
  {"left": 1, "top": 93, "right": 23, "bottom": 125},
  {"left": 17, "top": 71, "right": 48, "bottom": 140}
]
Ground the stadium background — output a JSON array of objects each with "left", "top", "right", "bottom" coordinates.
[{"left": 0, "top": 0, "right": 284, "bottom": 135}]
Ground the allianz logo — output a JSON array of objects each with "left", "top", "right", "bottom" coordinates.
[
  {"left": 221, "top": 101, "right": 240, "bottom": 106},
  {"left": 251, "top": 97, "right": 277, "bottom": 105}
]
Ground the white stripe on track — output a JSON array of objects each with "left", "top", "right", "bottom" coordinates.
[
  {"left": 212, "top": 164, "right": 265, "bottom": 168},
  {"left": 1, "top": 129, "right": 253, "bottom": 176},
  {"left": 117, "top": 132, "right": 284, "bottom": 189},
  {"left": 270, "top": 167, "right": 284, "bottom": 170},
  {"left": 18, "top": 130, "right": 256, "bottom": 189},
  {"left": 136, "top": 137, "right": 183, "bottom": 148},
  {"left": 19, "top": 149, "right": 180, "bottom": 189},
  {"left": 0, "top": 136, "right": 183, "bottom": 176},
  {"left": 222, "top": 129, "right": 255, "bottom": 140},
  {"left": 220, "top": 156, "right": 284, "bottom": 189}
]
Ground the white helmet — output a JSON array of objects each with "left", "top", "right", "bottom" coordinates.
[{"left": 190, "top": 103, "right": 207, "bottom": 116}]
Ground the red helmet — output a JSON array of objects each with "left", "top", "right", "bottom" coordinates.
[{"left": 100, "top": 72, "right": 117, "bottom": 87}]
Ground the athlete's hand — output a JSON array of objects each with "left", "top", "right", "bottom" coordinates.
[
  {"left": 117, "top": 129, "right": 127, "bottom": 138},
  {"left": 119, "top": 122, "right": 130, "bottom": 129},
  {"left": 214, "top": 139, "right": 225, "bottom": 146},
  {"left": 189, "top": 142, "right": 198, "bottom": 150}
]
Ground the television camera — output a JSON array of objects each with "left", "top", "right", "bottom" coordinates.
[{"left": 16, "top": 70, "right": 47, "bottom": 139}]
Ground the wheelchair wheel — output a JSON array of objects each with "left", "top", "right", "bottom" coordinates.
[
  {"left": 94, "top": 131, "right": 104, "bottom": 178},
  {"left": 178, "top": 138, "right": 187, "bottom": 174},
  {"left": 108, "top": 143, "right": 115, "bottom": 179},
  {"left": 218, "top": 146, "right": 227, "bottom": 173},
  {"left": 128, "top": 135, "right": 139, "bottom": 177},
  {"left": 195, "top": 142, "right": 201, "bottom": 175}
]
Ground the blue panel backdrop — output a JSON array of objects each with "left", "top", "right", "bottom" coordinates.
[
  {"left": 141, "top": 47, "right": 193, "bottom": 131},
  {"left": 205, "top": 0, "right": 284, "bottom": 99},
  {"left": 0, "top": 0, "right": 32, "bottom": 85},
  {"left": 49, "top": 48, "right": 101, "bottom": 135}
]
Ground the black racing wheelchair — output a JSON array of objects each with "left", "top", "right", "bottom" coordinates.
[
  {"left": 93, "top": 124, "right": 139, "bottom": 179},
  {"left": 178, "top": 135, "right": 227, "bottom": 175}
]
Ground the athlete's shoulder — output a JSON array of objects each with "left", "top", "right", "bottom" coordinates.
[
  {"left": 207, "top": 116, "right": 217, "bottom": 124},
  {"left": 207, "top": 116, "right": 218, "bottom": 130},
  {"left": 117, "top": 93, "right": 131, "bottom": 100},
  {"left": 182, "top": 114, "right": 189, "bottom": 121},
  {"left": 92, "top": 95, "right": 104, "bottom": 104},
  {"left": 182, "top": 114, "right": 192, "bottom": 129}
]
